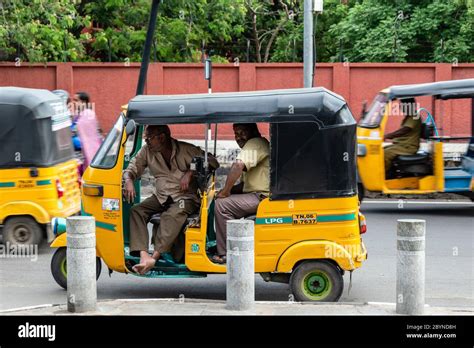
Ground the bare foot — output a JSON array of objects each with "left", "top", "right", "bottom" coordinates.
[{"left": 132, "top": 252, "right": 157, "bottom": 275}]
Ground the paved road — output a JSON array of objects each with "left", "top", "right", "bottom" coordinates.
[{"left": 0, "top": 201, "right": 472, "bottom": 311}]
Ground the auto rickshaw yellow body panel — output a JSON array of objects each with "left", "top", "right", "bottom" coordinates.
[
  {"left": 184, "top": 195, "right": 365, "bottom": 273},
  {"left": 0, "top": 160, "right": 81, "bottom": 225},
  {"left": 79, "top": 127, "right": 129, "bottom": 273}
]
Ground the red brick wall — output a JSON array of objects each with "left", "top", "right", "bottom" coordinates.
[{"left": 1, "top": 62, "right": 473, "bottom": 139}]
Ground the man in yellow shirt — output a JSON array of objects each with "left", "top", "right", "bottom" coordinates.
[
  {"left": 384, "top": 98, "right": 422, "bottom": 170},
  {"left": 212, "top": 123, "right": 270, "bottom": 264}
]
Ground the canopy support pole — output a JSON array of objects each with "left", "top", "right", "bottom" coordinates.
[{"left": 136, "top": 0, "right": 160, "bottom": 96}]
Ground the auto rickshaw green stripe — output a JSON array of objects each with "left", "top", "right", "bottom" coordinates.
[
  {"left": 317, "top": 213, "right": 356, "bottom": 222},
  {"left": 0, "top": 182, "right": 15, "bottom": 188},
  {"left": 255, "top": 214, "right": 356, "bottom": 225},
  {"left": 255, "top": 217, "right": 293, "bottom": 225},
  {"left": 82, "top": 210, "right": 117, "bottom": 232},
  {"left": 36, "top": 180, "right": 52, "bottom": 186},
  {"left": 96, "top": 221, "right": 116, "bottom": 232}
]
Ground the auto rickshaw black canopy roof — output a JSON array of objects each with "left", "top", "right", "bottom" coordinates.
[
  {"left": 126, "top": 87, "right": 358, "bottom": 200},
  {"left": 126, "top": 87, "right": 354, "bottom": 128},
  {"left": 0, "top": 87, "right": 65, "bottom": 118},
  {"left": 0, "top": 87, "right": 74, "bottom": 168},
  {"left": 387, "top": 78, "right": 474, "bottom": 100}
]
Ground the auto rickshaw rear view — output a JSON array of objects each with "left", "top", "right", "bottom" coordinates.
[
  {"left": 50, "top": 87, "right": 368, "bottom": 302},
  {"left": 0, "top": 87, "right": 81, "bottom": 246}
]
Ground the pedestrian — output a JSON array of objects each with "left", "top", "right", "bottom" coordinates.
[{"left": 73, "top": 92, "right": 103, "bottom": 170}]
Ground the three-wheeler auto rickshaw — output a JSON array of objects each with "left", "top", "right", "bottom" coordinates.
[
  {"left": 357, "top": 78, "right": 474, "bottom": 201},
  {"left": 50, "top": 87, "right": 368, "bottom": 302},
  {"left": 0, "top": 87, "right": 81, "bottom": 246}
]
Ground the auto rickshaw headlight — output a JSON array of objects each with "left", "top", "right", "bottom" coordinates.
[{"left": 357, "top": 144, "right": 367, "bottom": 157}]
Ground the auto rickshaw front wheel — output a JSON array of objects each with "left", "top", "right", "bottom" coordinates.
[
  {"left": 3, "top": 216, "right": 43, "bottom": 246},
  {"left": 290, "top": 260, "right": 344, "bottom": 302},
  {"left": 51, "top": 247, "right": 102, "bottom": 290}
]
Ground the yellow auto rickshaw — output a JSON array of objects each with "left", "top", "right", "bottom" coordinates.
[
  {"left": 357, "top": 78, "right": 474, "bottom": 201},
  {"left": 50, "top": 87, "right": 368, "bottom": 302},
  {"left": 0, "top": 87, "right": 81, "bottom": 246}
]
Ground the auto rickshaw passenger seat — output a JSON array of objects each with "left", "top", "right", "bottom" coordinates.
[{"left": 396, "top": 152, "right": 430, "bottom": 163}]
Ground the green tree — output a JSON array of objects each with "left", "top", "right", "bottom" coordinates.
[
  {"left": 79, "top": 0, "right": 246, "bottom": 62},
  {"left": 0, "top": 0, "right": 472, "bottom": 63},
  {"left": 270, "top": 0, "right": 354, "bottom": 62},
  {"left": 328, "top": 0, "right": 474, "bottom": 63},
  {"left": 0, "top": 0, "right": 89, "bottom": 62}
]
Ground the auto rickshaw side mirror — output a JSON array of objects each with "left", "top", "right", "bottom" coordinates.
[{"left": 125, "top": 119, "right": 136, "bottom": 137}]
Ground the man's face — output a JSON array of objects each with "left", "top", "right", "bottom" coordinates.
[
  {"left": 144, "top": 130, "right": 164, "bottom": 152},
  {"left": 233, "top": 126, "right": 251, "bottom": 149}
]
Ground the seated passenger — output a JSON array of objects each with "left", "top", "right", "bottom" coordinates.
[
  {"left": 384, "top": 98, "right": 422, "bottom": 171},
  {"left": 123, "top": 125, "right": 218, "bottom": 274},
  {"left": 212, "top": 123, "right": 270, "bottom": 264}
]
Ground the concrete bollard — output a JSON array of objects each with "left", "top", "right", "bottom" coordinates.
[
  {"left": 226, "top": 219, "right": 255, "bottom": 311},
  {"left": 396, "top": 219, "right": 425, "bottom": 315},
  {"left": 67, "top": 216, "right": 97, "bottom": 313}
]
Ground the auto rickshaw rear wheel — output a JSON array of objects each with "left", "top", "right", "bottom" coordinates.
[
  {"left": 3, "top": 216, "right": 43, "bottom": 246},
  {"left": 51, "top": 247, "right": 102, "bottom": 290},
  {"left": 290, "top": 260, "right": 344, "bottom": 302}
]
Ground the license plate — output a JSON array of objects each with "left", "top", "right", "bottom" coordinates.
[
  {"left": 18, "top": 180, "right": 34, "bottom": 188},
  {"left": 292, "top": 213, "right": 317, "bottom": 225}
]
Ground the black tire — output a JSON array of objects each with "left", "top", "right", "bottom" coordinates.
[
  {"left": 290, "top": 260, "right": 344, "bottom": 302},
  {"left": 3, "top": 216, "right": 43, "bottom": 246},
  {"left": 357, "top": 182, "right": 365, "bottom": 203},
  {"left": 51, "top": 247, "right": 102, "bottom": 290}
]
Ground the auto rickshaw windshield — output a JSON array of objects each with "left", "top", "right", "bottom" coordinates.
[
  {"left": 359, "top": 93, "right": 388, "bottom": 128},
  {"left": 91, "top": 115, "right": 124, "bottom": 169}
]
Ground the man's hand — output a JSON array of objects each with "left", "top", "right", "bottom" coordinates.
[
  {"left": 218, "top": 160, "right": 245, "bottom": 199},
  {"left": 180, "top": 170, "right": 193, "bottom": 192},
  {"left": 124, "top": 179, "right": 136, "bottom": 203},
  {"left": 216, "top": 190, "right": 231, "bottom": 199}
]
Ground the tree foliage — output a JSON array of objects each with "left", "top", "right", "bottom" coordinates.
[
  {"left": 0, "top": 0, "right": 89, "bottom": 62},
  {"left": 0, "top": 0, "right": 472, "bottom": 63},
  {"left": 329, "top": 0, "right": 474, "bottom": 63}
]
